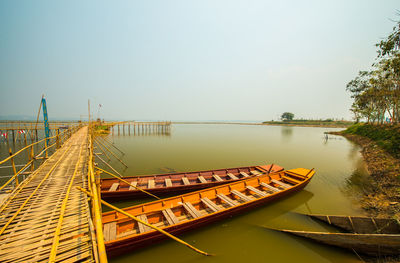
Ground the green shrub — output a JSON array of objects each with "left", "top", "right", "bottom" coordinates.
[{"left": 344, "top": 123, "right": 400, "bottom": 158}]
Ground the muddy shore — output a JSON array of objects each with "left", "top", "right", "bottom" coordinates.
[{"left": 329, "top": 131, "right": 400, "bottom": 219}]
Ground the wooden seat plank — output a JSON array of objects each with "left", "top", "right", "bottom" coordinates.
[
  {"left": 103, "top": 222, "right": 117, "bottom": 242},
  {"left": 181, "top": 202, "right": 202, "bottom": 218},
  {"left": 108, "top": 183, "right": 119, "bottom": 192},
  {"left": 246, "top": 186, "right": 268, "bottom": 197},
  {"left": 148, "top": 179, "right": 155, "bottom": 189},
  {"left": 240, "top": 172, "right": 249, "bottom": 178},
  {"left": 165, "top": 178, "right": 172, "bottom": 187},
  {"left": 227, "top": 173, "right": 239, "bottom": 180},
  {"left": 201, "top": 198, "right": 221, "bottom": 212},
  {"left": 271, "top": 179, "right": 292, "bottom": 189},
  {"left": 162, "top": 208, "right": 180, "bottom": 225},
  {"left": 250, "top": 170, "right": 262, "bottom": 176},
  {"left": 128, "top": 181, "right": 138, "bottom": 190},
  {"left": 137, "top": 214, "right": 151, "bottom": 233},
  {"left": 198, "top": 176, "right": 207, "bottom": 183},
  {"left": 182, "top": 177, "right": 190, "bottom": 185},
  {"left": 282, "top": 175, "right": 301, "bottom": 184},
  {"left": 217, "top": 194, "right": 238, "bottom": 206},
  {"left": 231, "top": 190, "right": 252, "bottom": 202},
  {"left": 260, "top": 182, "right": 280, "bottom": 193},
  {"left": 212, "top": 174, "right": 223, "bottom": 182}
]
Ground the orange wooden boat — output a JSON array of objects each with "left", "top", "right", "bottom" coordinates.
[
  {"left": 102, "top": 168, "right": 315, "bottom": 257},
  {"left": 100, "top": 164, "right": 284, "bottom": 200}
]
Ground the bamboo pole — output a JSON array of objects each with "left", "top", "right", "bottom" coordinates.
[
  {"left": 56, "top": 129, "right": 60, "bottom": 149},
  {"left": 48, "top": 139, "right": 85, "bottom": 262},
  {"left": 0, "top": 160, "right": 33, "bottom": 191},
  {"left": 99, "top": 136, "right": 124, "bottom": 155},
  {"left": 77, "top": 187, "right": 211, "bottom": 256},
  {"left": 88, "top": 135, "right": 108, "bottom": 262},
  {"left": 30, "top": 144, "right": 35, "bottom": 172},
  {"left": 8, "top": 148, "right": 18, "bottom": 186},
  {"left": 95, "top": 167, "right": 160, "bottom": 200},
  {"left": 94, "top": 137, "right": 128, "bottom": 167},
  {"left": 94, "top": 153, "right": 123, "bottom": 177},
  {"left": 94, "top": 139, "right": 112, "bottom": 161}
]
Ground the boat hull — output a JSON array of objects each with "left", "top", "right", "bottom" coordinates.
[{"left": 280, "top": 230, "right": 400, "bottom": 256}]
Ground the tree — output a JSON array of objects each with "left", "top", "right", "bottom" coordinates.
[
  {"left": 281, "top": 112, "right": 294, "bottom": 121},
  {"left": 346, "top": 16, "right": 400, "bottom": 124}
]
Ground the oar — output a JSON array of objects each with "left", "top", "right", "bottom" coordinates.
[{"left": 77, "top": 187, "right": 212, "bottom": 256}]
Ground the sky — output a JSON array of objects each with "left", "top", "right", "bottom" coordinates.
[{"left": 0, "top": 0, "right": 399, "bottom": 121}]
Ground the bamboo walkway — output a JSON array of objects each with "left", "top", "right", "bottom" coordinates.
[{"left": 0, "top": 127, "right": 96, "bottom": 262}]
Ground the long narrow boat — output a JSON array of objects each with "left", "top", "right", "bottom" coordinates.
[
  {"left": 277, "top": 214, "right": 400, "bottom": 256},
  {"left": 102, "top": 168, "right": 315, "bottom": 257},
  {"left": 100, "top": 164, "right": 284, "bottom": 200}
]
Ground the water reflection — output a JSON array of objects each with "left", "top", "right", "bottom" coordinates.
[
  {"left": 343, "top": 161, "right": 373, "bottom": 197},
  {"left": 281, "top": 126, "right": 293, "bottom": 141}
]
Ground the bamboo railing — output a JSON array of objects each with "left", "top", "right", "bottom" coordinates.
[{"left": 0, "top": 124, "right": 82, "bottom": 193}]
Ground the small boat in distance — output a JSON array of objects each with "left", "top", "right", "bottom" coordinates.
[
  {"left": 276, "top": 214, "right": 400, "bottom": 256},
  {"left": 100, "top": 164, "right": 284, "bottom": 200},
  {"left": 102, "top": 168, "right": 315, "bottom": 257}
]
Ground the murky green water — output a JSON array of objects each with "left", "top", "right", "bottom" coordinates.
[{"left": 100, "top": 124, "right": 367, "bottom": 263}]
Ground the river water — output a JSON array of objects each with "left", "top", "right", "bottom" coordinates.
[{"left": 102, "top": 124, "right": 367, "bottom": 263}]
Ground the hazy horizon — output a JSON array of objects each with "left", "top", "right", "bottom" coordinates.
[{"left": 1, "top": 1, "right": 399, "bottom": 121}]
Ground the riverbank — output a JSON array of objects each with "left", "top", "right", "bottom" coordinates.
[{"left": 329, "top": 125, "right": 400, "bottom": 219}]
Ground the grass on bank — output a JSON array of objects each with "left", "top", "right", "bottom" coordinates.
[
  {"left": 343, "top": 123, "right": 400, "bottom": 158},
  {"left": 94, "top": 125, "right": 110, "bottom": 134},
  {"left": 262, "top": 119, "right": 354, "bottom": 127}
]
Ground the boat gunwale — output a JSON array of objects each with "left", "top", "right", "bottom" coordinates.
[{"left": 100, "top": 164, "right": 282, "bottom": 183}]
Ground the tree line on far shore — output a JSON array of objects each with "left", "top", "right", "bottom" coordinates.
[{"left": 347, "top": 15, "right": 400, "bottom": 124}]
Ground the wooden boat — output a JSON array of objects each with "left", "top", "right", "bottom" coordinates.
[
  {"left": 100, "top": 164, "right": 284, "bottom": 200},
  {"left": 277, "top": 214, "right": 400, "bottom": 256},
  {"left": 102, "top": 168, "right": 315, "bottom": 257}
]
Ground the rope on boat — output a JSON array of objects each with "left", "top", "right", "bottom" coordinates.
[
  {"left": 77, "top": 186, "right": 212, "bottom": 257},
  {"left": 95, "top": 166, "right": 160, "bottom": 200}
]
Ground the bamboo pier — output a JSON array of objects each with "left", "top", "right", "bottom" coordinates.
[
  {"left": 0, "top": 120, "right": 177, "bottom": 262},
  {"left": 0, "top": 126, "right": 97, "bottom": 262},
  {"left": 110, "top": 121, "right": 171, "bottom": 136}
]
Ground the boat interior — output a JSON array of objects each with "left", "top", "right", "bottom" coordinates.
[{"left": 101, "top": 165, "right": 282, "bottom": 192}]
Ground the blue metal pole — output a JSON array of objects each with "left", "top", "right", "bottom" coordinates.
[{"left": 42, "top": 97, "right": 50, "bottom": 147}]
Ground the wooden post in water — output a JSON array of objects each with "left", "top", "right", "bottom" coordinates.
[
  {"left": 11, "top": 130, "right": 15, "bottom": 144},
  {"left": 30, "top": 144, "right": 35, "bottom": 171},
  {"left": 123, "top": 123, "right": 125, "bottom": 135},
  {"left": 44, "top": 136, "right": 48, "bottom": 158},
  {"left": 56, "top": 129, "right": 60, "bottom": 149},
  {"left": 128, "top": 123, "right": 130, "bottom": 135},
  {"left": 118, "top": 124, "right": 120, "bottom": 135},
  {"left": 8, "top": 148, "right": 18, "bottom": 186}
]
